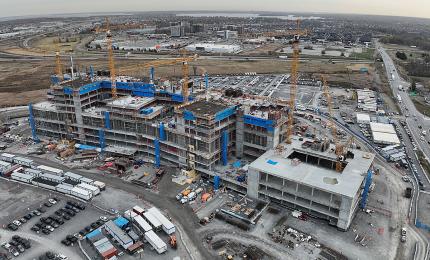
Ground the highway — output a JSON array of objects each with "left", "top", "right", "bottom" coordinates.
[{"left": 377, "top": 42, "right": 430, "bottom": 189}]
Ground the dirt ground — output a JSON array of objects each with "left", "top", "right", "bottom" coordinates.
[
  {"left": 240, "top": 43, "right": 284, "bottom": 56},
  {"left": 0, "top": 57, "right": 374, "bottom": 106}
]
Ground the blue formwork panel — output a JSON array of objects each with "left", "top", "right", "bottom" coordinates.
[
  {"left": 50, "top": 75, "right": 60, "bottom": 85},
  {"left": 243, "top": 115, "right": 275, "bottom": 132},
  {"left": 98, "top": 129, "right": 106, "bottom": 151},
  {"left": 133, "top": 91, "right": 155, "bottom": 97},
  {"left": 215, "top": 106, "right": 237, "bottom": 122},
  {"left": 214, "top": 175, "right": 220, "bottom": 190},
  {"left": 159, "top": 123, "right": 166, "bottom": 141},
  {"left": 154, "top": 139, "right": 160, "bottom": 168},
  {"left": 79, "top": 82, "right": 101, "bottom": 95},
  {"left": 28, "top": 103, "right": 40, "bottom": 143},
  {"left": 63, "top": 87, "right": 73, "bottom": 95},
  {"left": 104, "top": 111, "right": 111, "bottom": 129},
  {"left": 183, "top": 110, "right": 195, "bottom": 121},
  {"left": 171, "top": 94, "right": 184, "bottom": 103},
  {"left": 222, "top": 130, "right": 228, "bottom": 166},
  {"left": 360, "top": 169, "right": 373, "bottom": 209}
]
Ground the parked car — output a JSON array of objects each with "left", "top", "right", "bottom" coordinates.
[{"left": 7, "top": 223, "right": 18, "bottom": 231}]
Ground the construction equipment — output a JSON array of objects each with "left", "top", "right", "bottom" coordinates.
[
  {"left": 55, "top": 38, "right": 62, "bottom": 82},
  {"left": 322, "top": 76, "right": 344, "bottom": 172},
  {"left": 104, "top": 18, "right": 117, "bottom": 99},
  {"left": 286, "top": 20, "right": 308, "bottom": 144},
  {"left": 168, "top": 235, "right": 177, "bottom": 249}
]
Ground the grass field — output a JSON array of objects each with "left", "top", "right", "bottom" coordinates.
[
  {"left": 350, "top": 48, "right": 375, "bottom": 60},
  {"left": 412, "top": 97, "right": 430, "bottom": 117},
  {"left": 32, "top": 36, "right": 81, "bottom": 53}
]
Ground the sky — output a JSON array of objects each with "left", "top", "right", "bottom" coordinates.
[{"left": 0, "top": 0, "right": 429, "bottom": 19}]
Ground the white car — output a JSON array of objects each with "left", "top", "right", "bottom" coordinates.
[
  {"left": 48, "top": 199, "right": 57, "bottom": 204},
  {"left": 46, "top": 225, "right": 54, "bottom": 232},
  {"left": 402, "top": 176, "right": 410, "bottom": 182},
  {"left": 12, "top": 220, "right": 21, "bottom": 226},
  {"left": 99, "top": 216, "right": 108, "bottom": 222},
  {"left": 56, "top": 254, "right": 68, "bottom": 260}
]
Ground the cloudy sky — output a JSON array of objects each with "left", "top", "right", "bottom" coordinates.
[{"left": 0, "top": 0, "right": 429, "bottom": 19}]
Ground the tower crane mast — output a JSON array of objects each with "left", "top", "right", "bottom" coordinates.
[
  {"left": 286, "top": 20, "right": 307, "bottom": 144},
  {"left": 105, "top": 18, "right": 117, "bottom": 99},
  {"left": 322, "top": 76, "right": 344, "bottom": 172}
]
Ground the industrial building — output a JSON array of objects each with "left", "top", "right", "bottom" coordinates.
[
  {"left": 369, "top": 122, "right": 400, "bottom": 145},
  {"left": 184, "top": 43, "right": 241, "bottom": 53}
]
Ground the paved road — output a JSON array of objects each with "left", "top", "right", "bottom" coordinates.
[{"left": 377, "top": 42, "right": 430, "bottom": 190}]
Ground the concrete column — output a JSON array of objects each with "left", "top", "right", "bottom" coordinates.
[
  {"left": 337, "top": 196, "right": 354, "bottom": 231},
  {"left": 235, "top": 111, "right": 244, "bottom": 158},
  {"left": 247, "top": 167, "right": 259, "bottom": 199},
  {"left": 72, "top": 90, "right": 85, "bottom": 140}
]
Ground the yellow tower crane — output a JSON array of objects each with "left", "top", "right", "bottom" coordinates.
[
  {"left": 286, "top": 19, "right": 308, "bottom": 144},
  {"left": 55, "top": 44, "right": 62, "bottom": 81},
  {"left": 105, "top": 18, "right": 117, "bottom": 99}
]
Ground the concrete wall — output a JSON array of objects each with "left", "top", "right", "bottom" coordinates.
[{"left": 247, "top": 167, "right": 259, "bottom": 199}]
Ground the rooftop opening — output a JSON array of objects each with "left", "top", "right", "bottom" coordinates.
[{"left": 287, "top": 150, "right": 348, "bottom": 173}]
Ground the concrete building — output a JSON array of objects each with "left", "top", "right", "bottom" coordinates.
[
  {"left": 31, "top": 76, "right": 374, "bottom": 231},
  {"left": 247, "top": 139, "right": 374, "bottom": 230},
  {"left": 31, "top": 78, "right": 287, "bottom": 173},
  {"left": 216, "top": 30, "right": 238, "bottom": 39}
]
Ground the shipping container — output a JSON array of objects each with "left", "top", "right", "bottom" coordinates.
[
  {"left": 132, "top": 205, "right": 145, "bottom": 215},
  {"left": 124, "top": 210, "right": 138, "bottom": 220},
  {"left": 0, "top": 160, "right": 11, "bottom": 172},
  {"left": 31, "top": 178, "right": 58, "bottom": 190},
  {"left": 147, "top": 207, "right": 175, "bottom": 235},
  {"left": 13, "top": 156, "right": 34, "bottom": 167},
  {"left": 133, "top": 215, "right": 152, "bottom": 233},
  {"left": 64, "top": 171, "right": 83, "bottom": 182},
  {"left": 11, "top": 172, "right": 34, "bottom": 183},
  {"left": 80, "top": 177, "right": 94, "bottom": 185},
  {"left": 40, "top": 173, "right": 65, "bottom": 183},
  {"left": 77, "top": 182, "right": 100, "bottom": 196},
  {"left": 93, "top": 180, "right": 106, "bottom": 191},
  {"left": 144, "top": 230, "right": 167, "bottom": 254},
  {"left": 56, "top": 183, "right": 73, "bottom": 195},
  {"left": 36, "top": 165, "right": 64, "bottom": 176},
  {"left": 0, "top": 153, "right": 15, "bottom": 162},
  {"left": 71, "top": 186, "right": 92, "bottom": 200},
  {"left": 143, "top": 211, "right": 162, "bottom": 232},
  {"left": 24, "top": 168, "right": 42, "bottom": 177},
  {"left": 104, "top": 220, "right": 133, "bottom": 249},
  {"left": 2, "top": 164, "right": 19, "bottom": 177}
]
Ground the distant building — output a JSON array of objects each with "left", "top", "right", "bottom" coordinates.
[
  {"left": 170, "top": 22, "right": 190, "bottom": 37},
  {"left": 216, "top": 30, "right": 238, "bottom": 39}
]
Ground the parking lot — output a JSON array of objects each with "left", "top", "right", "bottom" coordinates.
[{"left": 0, "top": 180, "right": 87, "bottom": 259}]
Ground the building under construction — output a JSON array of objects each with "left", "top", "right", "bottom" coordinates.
[{"left": 30, "top": 73, "right": 374, "bottom": 231}]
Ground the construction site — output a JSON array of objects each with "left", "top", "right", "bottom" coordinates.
[{"left": 0, "top": 17, "right": 422, "bottom": 260}]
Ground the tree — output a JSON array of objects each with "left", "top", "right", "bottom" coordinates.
[
  {"left": 321, "top": 50, "right": 326, "bottom": 55},
  {"left": 396, "top": 51, "right": 407, "bottom": 60},
  {"left": 341, "top": 52, "right": 345, "bottom": 57},
  {"left": 411, "top": 80, "right": 417, "bottom": 92}
]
